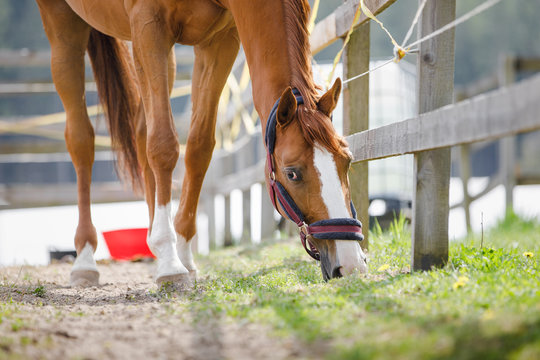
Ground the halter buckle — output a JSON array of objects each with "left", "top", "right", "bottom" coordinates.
[
  {"left": 299, "top": 222, "right": 310, "bottom": 237},
  {"left": 270, "top": 171, "right": 276, "bottom": 181}
]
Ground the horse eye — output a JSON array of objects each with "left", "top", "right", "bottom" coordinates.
[{"left": 285, "top": 169, "right": 301, "bottom": 182}]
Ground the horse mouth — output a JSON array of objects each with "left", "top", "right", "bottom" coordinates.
[{"left": 319, "top": 252, "right": 341, "bottom": 281}]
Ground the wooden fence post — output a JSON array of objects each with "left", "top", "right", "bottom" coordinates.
[
  {"left": 224, "top": 193, "right": 233, "bottom": 246},
  {"left": 260, "top": 183, "right": 277, "bottom": 240},
  {"left": 459, "top": 144, "right": 472, "bottom": 234},
  {"left": 412, "top": 0, "right": 456, "bottom": 271},
  {"left": 204, "top": 194, "right": 217, "bottom": 250},
  {"left": 498, "top": 54, "right": 517, "bottom": 215},
  {"left": 242, "top": 188, "right": 252, "bottom": 244},
  {"left": 343, "top": 22, "right": 370, "bottom": 250}
]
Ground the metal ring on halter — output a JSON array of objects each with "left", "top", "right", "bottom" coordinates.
[{"left": 299, "top": 222, "right": 309, "bottom": 237}]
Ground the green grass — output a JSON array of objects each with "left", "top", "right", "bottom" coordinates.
[
  {"left": 186, "top": 212, "right": 540, "bottom": 359},
  {"left": 0, "top": 212, "right": 538, "bottom": 359}
]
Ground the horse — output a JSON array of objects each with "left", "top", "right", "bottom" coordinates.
[{"left": 35, "top": 0, "right": 368, "bottom": 287}]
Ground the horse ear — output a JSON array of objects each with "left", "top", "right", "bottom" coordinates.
[
  {"left": 317, "top": 78, "right": 342, "bottom": 117},
  {"left": 277, "top": 87, "right": 297, "bottom": 128}
]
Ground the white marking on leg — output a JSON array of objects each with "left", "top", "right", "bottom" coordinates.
[
  {"left": 71, "top": 242, "right": 98, "bottom": 272},
  {"left": 148, "top": 202, "right": 188, "bottom": 279},
  {"left": 176, "top": 234, "right": 197, "bottom": 273},
  {"left": 313, "top": 145, "right": 367, "bottom": 274}
]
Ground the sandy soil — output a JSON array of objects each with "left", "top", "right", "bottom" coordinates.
[{"left": 0, "top": 261, "right": 317, "bottom": 360}]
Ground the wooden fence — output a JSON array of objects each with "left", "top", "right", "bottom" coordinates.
[
  {"left": 453, "top": 55, "right": 540, "bottom": 233},
  {"left": 198, "top": 0, "right": 540, "bottom": 270}
]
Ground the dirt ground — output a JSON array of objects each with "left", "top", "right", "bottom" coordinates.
[{"left": 0, "top": 261, "right": 316, "bottom": 360}]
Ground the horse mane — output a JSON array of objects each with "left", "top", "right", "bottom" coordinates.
[{"left": 282, "top": 0, "right": 349, "bottom": 158}]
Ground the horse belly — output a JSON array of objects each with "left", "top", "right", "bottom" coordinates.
[
  {"left": 173, "top": 0, "right": 232, "bottom": 45},
  {"left": 65, "top": 0, "right": 131, "bottom": 40}
]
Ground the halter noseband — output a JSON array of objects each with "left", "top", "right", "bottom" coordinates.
[{"left": 264, "top": 88, "right": 363, "bottom": 261}]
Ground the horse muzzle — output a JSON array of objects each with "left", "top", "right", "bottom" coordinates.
[{"left": 319, "top": 239, "right": 367, "bottom": 281}]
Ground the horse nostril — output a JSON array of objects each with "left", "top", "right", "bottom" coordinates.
[{"left": 331, "top": 266, "right": 343, "bottom": 279}]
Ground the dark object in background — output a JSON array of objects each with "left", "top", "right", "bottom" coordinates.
[
  {"left": 49, "top": 249, "right": 77, "bottom": 264},
  {"left": 369, "top": 194, "right": 412, "bottom": 230}
]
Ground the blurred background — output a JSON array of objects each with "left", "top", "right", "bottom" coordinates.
[{"left": 1, "top": 0, "right": 539, "bottom": 265}]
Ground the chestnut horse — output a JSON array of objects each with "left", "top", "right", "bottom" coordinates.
[{"left": 36, "top": 0, "right": 367, "bottom": 286}]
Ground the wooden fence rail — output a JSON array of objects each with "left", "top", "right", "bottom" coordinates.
[{"left": 347, "top": 72, "right": 540, "bottom": 162}]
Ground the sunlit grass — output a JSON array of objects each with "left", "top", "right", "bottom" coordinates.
[{"left": 188, "top": 212, "right": 540, "bottom": 359}]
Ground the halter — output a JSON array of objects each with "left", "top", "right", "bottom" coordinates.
[{"left": 264, "top": 88, "right": 363, "bottom": 261}]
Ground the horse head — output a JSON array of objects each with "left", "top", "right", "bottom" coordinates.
[{"left": 265, "top": 78, "right": 368, "bottom": 280}]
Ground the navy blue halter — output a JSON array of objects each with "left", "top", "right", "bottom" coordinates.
[{"left": 264, "top": 88, "right": 363, "bottom": 261}]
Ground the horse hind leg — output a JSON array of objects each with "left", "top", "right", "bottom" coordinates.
[{"left": 36, "top": 0, "right": 99, "bottom": 286}]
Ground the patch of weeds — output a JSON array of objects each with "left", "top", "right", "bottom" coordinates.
[
  {"left": 159, "top": 281, "right": 177, "bottom": 298},
  {"left": 20, "top": 336, "right": 33, "bottom": 347},
  {"left": 22, "top": 272, "right": 32, "bottom": 283},
  {"left": 31, "top": 285, "right": 46, "bottom": 298},
  {"left": 0, "top": 300, "right": 19, "bottom": 325},
  {"left": 10, "top": 318, "right": 24, "bottom": 332}
]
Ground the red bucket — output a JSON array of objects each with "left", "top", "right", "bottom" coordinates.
[{"left": 102, "top": 228, "right": 155, "bottom": 261}]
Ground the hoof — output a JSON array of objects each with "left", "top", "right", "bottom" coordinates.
[
  {"left": 70, "top": 269, "right": 99, "bottom": 287},
  {"left": 156, "top": 272, "right": 192, "bottom": 291}
]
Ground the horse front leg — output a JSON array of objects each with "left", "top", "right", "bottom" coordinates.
[
  {"left": 131, "top": 14, "right": 188, "bottom": 287},
  {"left": 36, "top": 0, "right": 99, "bottom": 287},
  {"left": 174, "top": 26, "right": 240, "bottom": 279},
  {"left": 134, "top": 48, "right": 177, "bottom": 233}
]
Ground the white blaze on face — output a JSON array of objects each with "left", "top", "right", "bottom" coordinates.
[{"left": 313, "top": 145, "right": 367, "bottom": 275}]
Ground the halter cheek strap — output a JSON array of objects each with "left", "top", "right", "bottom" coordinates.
[{"left": 264, "top": 89, "right": 363, "bottom": 261}]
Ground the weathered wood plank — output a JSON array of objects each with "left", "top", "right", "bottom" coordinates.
[
  {"left": 515, "top": 57, "right": 540, "bottom": 72},
  {"left": 343, "top": 23, "right": 370, "bottom": 249},
  {"left": 0, "top": 183, "right": 141, "bottom": 209},
  {"left": 211, "top": 159, "right": 265, "bottom": 195},
  {"left": 310, "top": 0, "right": 398, "bottom": 54},
  {"left": 0, "top": 47, "right": 194, "bottom": 67},
  {"left": 0, "top": 82, "right": 97, "bottom": 94},
  {"left": 347, "top": 72, "right": 540, "bottom": 162}
]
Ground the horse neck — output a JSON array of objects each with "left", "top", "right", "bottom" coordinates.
[{"left": 224, "top": 0, "right": 315, "bottom": 123}]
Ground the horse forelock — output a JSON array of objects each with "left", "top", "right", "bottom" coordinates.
[{"left": 296, "top": 106, "right": 350, "bottom": 160}]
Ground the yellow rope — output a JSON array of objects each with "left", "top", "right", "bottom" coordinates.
[
  {"left": 359, "top": 0, "right": 405, "bottom": 59},
  {"left": 325, "top": 2, "right": 362, "bottom": 88},
  {"left": 307, "top": 0, "right": 320, "bottom": 34},
  {"left": 341, "top": 0, "right": 505, "bottom": 85}
]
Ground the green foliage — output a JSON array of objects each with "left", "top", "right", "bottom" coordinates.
[
  {"left": 31, "top": 285, "right": 45, "bottom": 298},
  {"left": 184, "top": 212, "right": 539, "bottom": 359}
]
